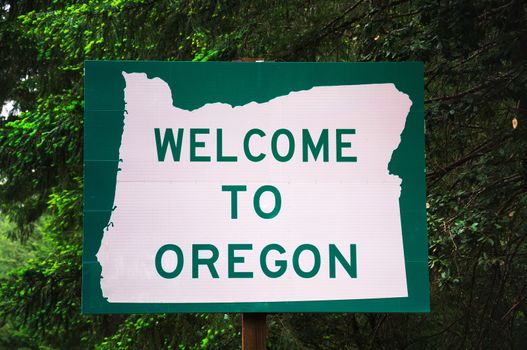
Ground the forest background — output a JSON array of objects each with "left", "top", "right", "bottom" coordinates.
[{"left": 0, "top": 1, "right": 526, "bottom": 349}]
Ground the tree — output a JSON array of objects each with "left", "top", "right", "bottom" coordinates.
[{"left": 1, "top": 0, "right": 526, "bottom": 349}]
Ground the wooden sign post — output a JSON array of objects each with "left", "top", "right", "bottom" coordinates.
[{"left": 242, "top": 313, "right": 267, "bottom": 350}]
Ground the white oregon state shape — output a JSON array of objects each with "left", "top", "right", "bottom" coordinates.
[{"left": 96, "top": 72, "right": 412, "bottom": 303}]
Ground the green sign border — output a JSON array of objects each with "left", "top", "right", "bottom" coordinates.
[{"left": 83, "top": 61, "right": 428, "bottom": 314}]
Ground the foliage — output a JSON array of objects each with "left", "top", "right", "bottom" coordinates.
[
  {"left": 0, "top": 0, "right": 526, "bottom": 349},
  {"left": 96, "top": 314, "right": 239, "bottom": 350}
]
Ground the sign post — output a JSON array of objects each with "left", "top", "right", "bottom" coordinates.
[
  {"left": 242, "top": 313, "right": 267, "bottom": 350},
  {"left": 83, "top": 62, "right": 429, "bottom": 342}
]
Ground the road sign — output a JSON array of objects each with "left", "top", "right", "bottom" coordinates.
[{"left": 83, "top": 61, "right": 428, "bottom": 313}]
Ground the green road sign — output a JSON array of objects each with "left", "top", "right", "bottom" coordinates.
[{"left": 83, "top": 61, "right": 428, "bottom": 313}]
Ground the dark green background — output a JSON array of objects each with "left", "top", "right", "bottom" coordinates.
[{"left": 83, "top": 61, "right": 428, "bottom": 314}]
